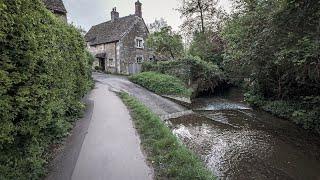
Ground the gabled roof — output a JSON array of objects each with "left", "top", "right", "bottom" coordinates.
[
  {"left": 85, "top": 15, "right": 141, "bottom": 46},
  {"left": 43, "top": 0, "right": 67, "bottom": 14}
]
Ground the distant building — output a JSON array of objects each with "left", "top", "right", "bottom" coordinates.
[
  {"left": 85, "top": 1, "right": 154, "bottom": 75},
  {"left": 43, "top": 0, "right": 67, "bottom": 22}
]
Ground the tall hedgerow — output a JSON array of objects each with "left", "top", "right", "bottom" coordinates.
[{"left": 0, "top": 0, "right": 93, "bottom": 179}]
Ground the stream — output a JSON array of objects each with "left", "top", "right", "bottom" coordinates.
[{"left": 168, "top": 89, "right": 320, "bottom": 180}]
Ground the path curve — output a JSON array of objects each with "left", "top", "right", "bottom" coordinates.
[
  {"left": 71, "top": 82, "right": 153, "bottom": 180},
  {"left": 93, "top": 72, "right": 193, "bottom": 120}
]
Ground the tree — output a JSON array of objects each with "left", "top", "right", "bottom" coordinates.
[
  {"left": 178, "top": 0, "right": 227, "bottom": 64},
  {"left": 148, "top": 18, "right": 168, "bottom": 33},
  {"left": 178, "top": 0, "right": 226, "bottom": 35},
  {"left": 222, "top": 0, "right": 320, "bottom": 99},
  {"left": 147, "top": 26, "right": 184, "bottom": 60},
  {"left": 188, "top": 31, "right": 225, "bottom": 65}
]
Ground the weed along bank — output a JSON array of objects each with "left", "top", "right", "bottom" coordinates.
[{"left": 85, "top": 1, "right": 154, "bottom": 75}]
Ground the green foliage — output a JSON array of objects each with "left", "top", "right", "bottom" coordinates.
[
  {"left": 142, "top": 60, "right": 191, "bottom": 82},
  {"left": 130, "top": 72, "right": 192, "bottom": 97},
  {"left": 142, "top": 57, "right": 224, "bottom": 95},
  {"left": 119, "top": 93, "right": 215, "bottom": 180},
  {"left": 0, "top": 0, "right": 92, "bottom": 179},
  {"left": 146, "top": 26, "right": 184, "bottom": 59},
  {"left": 222, "top": 0, "right": 320, "bottom": 133},
  {"left": 189, "top": 31, "right": 225, "bottom": 65},
  {"left": 178, "top": 0, "right": 225, "bottom": 35},
  {"left": 222, "top": 0, "right": 320, "bottom": 99},
  {"left": 245, "top": 93, "right": 320, "bottom": 134}
]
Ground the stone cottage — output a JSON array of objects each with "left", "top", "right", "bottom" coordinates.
[
  {"left": 85, "top": 1, "right": 153, "bottom": 74},
  {"left": 43, "top": 0, "right": 67, "bottom": 22}
]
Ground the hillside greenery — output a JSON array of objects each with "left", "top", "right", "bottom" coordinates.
[{"left": 0, "top": 0, "right": 93, "bottom": 179}]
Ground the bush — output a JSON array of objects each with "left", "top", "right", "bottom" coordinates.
[
  {"left": 142, "top": 57, "right": 224, "bottom": 96},
  {"left": 130, "top": 72, "right": 192, "bottom": 97},
  {"left": 0, "top": 0, "right": 92, "bottom": 179}
]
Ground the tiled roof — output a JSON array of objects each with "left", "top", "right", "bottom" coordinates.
[
  {"left": 85, "top": 15, "right": 140, "bottom": 45},
  {"left": 43, "top": 0, "right": 67, "bottom": 13}
]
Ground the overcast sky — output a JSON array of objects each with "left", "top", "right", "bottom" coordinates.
[{"left": 64, "top": 0, "right": 232, "bottom": 32}]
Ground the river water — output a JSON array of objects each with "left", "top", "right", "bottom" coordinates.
[{"left": 168, "top": 89, "right": 320, "bottom": 180}]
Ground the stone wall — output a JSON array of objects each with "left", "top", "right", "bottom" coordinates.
[
  {"left": 120, "top": 18, "right": 153, "bottom": 74},
  {"left": 104, "top": 43, "right": 117, "bottom": 73}
]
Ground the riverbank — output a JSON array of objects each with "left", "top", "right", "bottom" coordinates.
[
  {"left": 245, "top": 93, "right": 320, "bottom": 134},
  {"left": 119, "top": 92, "right": 215, "bottom": 180}
]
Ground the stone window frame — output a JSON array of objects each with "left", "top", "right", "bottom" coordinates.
[
  {"left": 135, "top": 37, "right": 144, "bottom": 49},
  {"left": 136, "top": 55, "right": 144, "bottom": 64}
]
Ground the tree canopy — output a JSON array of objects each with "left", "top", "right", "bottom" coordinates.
[
  {"left": 222, "top": 0, "right": 320, "bottom": 132},
  {"left": 146, "top": 25, "right": 184, "bottom": 60}
]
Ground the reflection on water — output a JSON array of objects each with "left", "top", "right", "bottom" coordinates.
[{"left": 168, "top": 93, "right": 320, "bottom": 180}]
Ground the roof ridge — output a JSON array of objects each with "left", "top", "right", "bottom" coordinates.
[
  {"left": 93, "top": 14, "right": 138, "bottom": 27},
  {"left": 85, "top": 15, "right": 145, "bottom": 45}
]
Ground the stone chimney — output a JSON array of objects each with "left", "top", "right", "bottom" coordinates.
[
  {"left": 111, "top": 7, "right": 119, "bottom": 21},
  {"left": 135, "top": 0, "right": 142, "bottom": 18}
]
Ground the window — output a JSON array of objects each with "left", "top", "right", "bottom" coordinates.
[
  {"left": 109, "top": 58, "right": 115, "bottom": 67},
  {"left": 135, "top": 37, "right": 144, "bottom": 49},
  {"left": 136, "top": 56, "right": 144, "bottom": 64}
]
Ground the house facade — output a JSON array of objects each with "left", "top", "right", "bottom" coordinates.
[
  {"left": 85, "top": 1, "right": 153, "bottom": 75},
  {"left": 43, "top": 0, "right": 67, "bottom": 22}
]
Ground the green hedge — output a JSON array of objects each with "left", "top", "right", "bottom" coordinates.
[
  {"left": 142, "top": 57, "right": 224, "bottom": 95},
  {"left": 130, "top": 72, "right": 192, "bottom": 97},
  {"left": 0, "top": 0, "right": 93, "bottom": 179}
]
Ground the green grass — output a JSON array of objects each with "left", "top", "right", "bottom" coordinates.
[
  {"left": 129, "top": 72, "right": 192, "bottom": 98},
  {"left": 119, "top": 92, "right": 215, "bottom": 180}
]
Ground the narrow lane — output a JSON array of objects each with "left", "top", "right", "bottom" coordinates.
[
  {"left": 93, "top": 72, "right": 193, "bottom": 120},
  {"left": 71, "top": 82, "right": 153, "bottom": 180}
]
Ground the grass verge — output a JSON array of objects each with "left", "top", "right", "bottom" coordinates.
[
  {"left": 129, "top": 72, "right": 192, "bottom": 98},
  {"left": 119, "top": 92, "right": 215, "bottom": 180}
]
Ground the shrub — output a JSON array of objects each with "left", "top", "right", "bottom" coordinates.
[
  {"left": 142, "top": 57, "right": 224, "bottom": 96},
  {"left": 130, "top": 72, "right": 192, "bottom": 97},
  {"left": 0, "top": 0, "right": 92, "bottom": 179}
]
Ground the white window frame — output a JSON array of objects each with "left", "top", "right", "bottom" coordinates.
[
  {"left": 136, "top": 55, "right": 144, "bottom": 64},
  {"left": 135, "top": 37, "right": 144, "bottom": 49}
]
